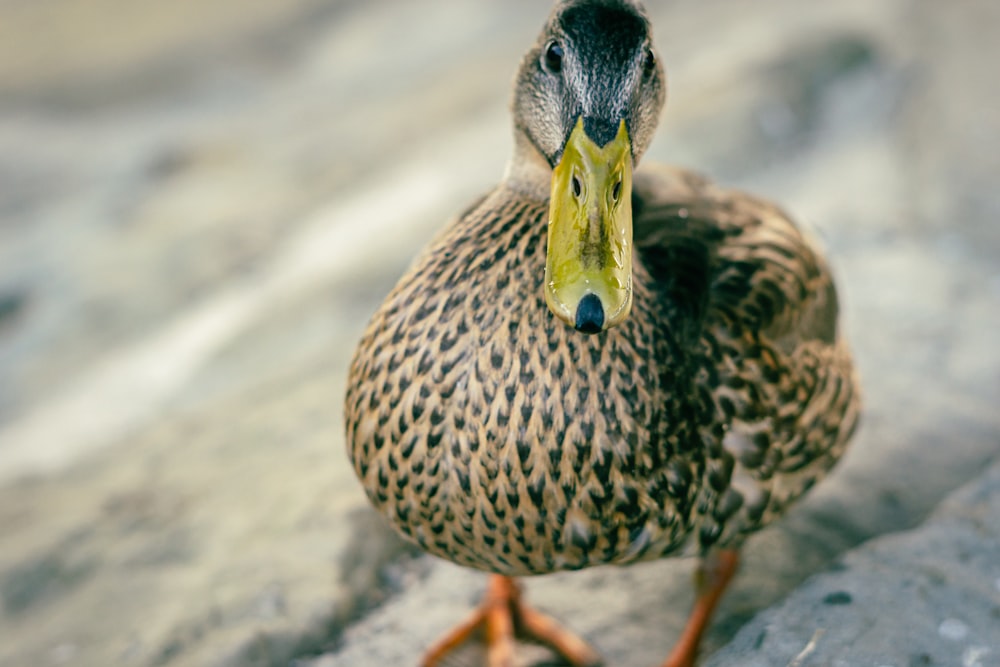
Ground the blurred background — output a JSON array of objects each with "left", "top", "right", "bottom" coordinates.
[{"left": 0, "top": 1, "right": 998, "bottom": 666}]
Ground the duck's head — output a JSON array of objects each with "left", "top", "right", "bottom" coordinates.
[{"left": 510, "top": 0, "right": 665, "bottom": 334}]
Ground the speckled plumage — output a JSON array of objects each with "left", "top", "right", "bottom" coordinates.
[
  {"left": 346, "top": 5, "right": 862, "bottom": 662},
  {"left": 344, "top": 162, "right": 860, "bottom": 576}
]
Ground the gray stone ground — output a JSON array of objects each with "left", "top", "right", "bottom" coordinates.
[
  {"left": 706, "top": 461, "right": 1000, "bottom": 667},
  {"left": 0, "top": 1, "right": 998, "bottom": 666}
]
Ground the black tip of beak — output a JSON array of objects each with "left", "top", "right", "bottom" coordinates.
[
  {"left": 582, "top": 116, "right": 620, "bottom": 148},
  {"left": 574, "top": 293, "right": 605, "bottom": 334}
]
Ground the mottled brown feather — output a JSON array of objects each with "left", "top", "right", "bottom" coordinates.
[{"left": 344, "top": 163, "right": 860, "bottom": 576}]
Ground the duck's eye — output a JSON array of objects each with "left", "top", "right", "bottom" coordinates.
[
  {"left": 642, "top": 48, "right": 656, "bottom": 77},
  {"left": 542, "top": 41, "right": 564, "bottom": 74}
]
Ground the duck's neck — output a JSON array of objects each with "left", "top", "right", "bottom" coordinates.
[{"left": 501, "top": 129, "right": 554, "bottom": 202}]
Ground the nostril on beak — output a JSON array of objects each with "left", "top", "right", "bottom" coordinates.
[{"left": 574, "top": 293, "right": 605, "bottom": 334}]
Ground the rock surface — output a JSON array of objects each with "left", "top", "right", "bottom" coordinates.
[
  {"left": 706, "top": 461, "right": 1000, "bottom": 667},
  {"left": 0, "top": 1, "right": 997, "bottom": 666}
]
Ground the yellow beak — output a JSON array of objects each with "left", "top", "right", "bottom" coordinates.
[{"left": 544, "top": 118, "right": 633, "bottom": 334}]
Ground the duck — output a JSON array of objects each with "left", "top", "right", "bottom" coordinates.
[{"left": 344, "top": 1, "right": 861, "bottom": 665}]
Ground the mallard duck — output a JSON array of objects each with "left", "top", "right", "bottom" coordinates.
[{"left": 345, "top": 1, "right": 861, "bottom": 665}]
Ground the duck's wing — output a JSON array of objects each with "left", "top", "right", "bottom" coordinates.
[
  {"left": 632, "top": 164, "right": 840, "bottom": 351},
  {"left": 632, "top": 163, "right": 861, "bottom": 542}
]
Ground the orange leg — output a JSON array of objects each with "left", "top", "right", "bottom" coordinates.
[
  {"left": 660, "top": 549, "right": 740, "bottom": 667},
  {"left": 421, "top": 574, "right": 603, "bottom": 667}
]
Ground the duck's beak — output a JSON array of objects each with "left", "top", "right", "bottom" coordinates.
[{"left": 545, "top": 117, "right": 633, "bottom": 334}]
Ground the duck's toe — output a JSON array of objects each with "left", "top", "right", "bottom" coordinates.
[{"left": 421, "top": 575, "right": 603, "bottom": 667}]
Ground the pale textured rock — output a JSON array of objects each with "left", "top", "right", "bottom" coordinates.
[
  {"left": 0, "top": 362, "right": 415, "bottom": 667},
  {"left": 706, "top": 462, "right": 1000, "bottom": 667}
]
